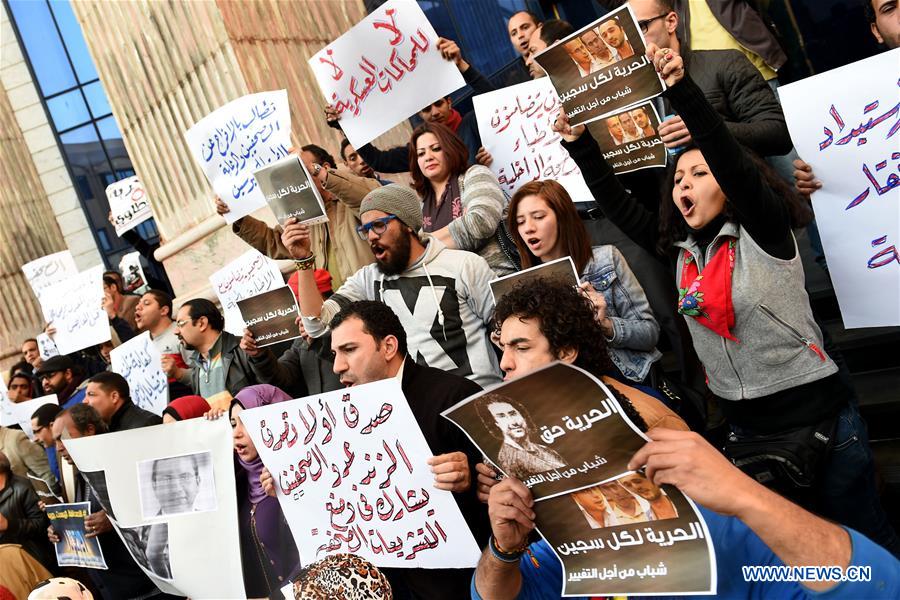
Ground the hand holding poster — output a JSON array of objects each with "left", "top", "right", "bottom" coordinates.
[
  {"left": 586, "top": 101, "right": 667, "bottom": 174},
  {"left": 40, "top": 265, "right": 110, "bottom": 355},
  {"left": 474, "top": 78, "right": 593, "bottom": 202},
  {"left": 309, "top": 0, "right": 466, "bottom": 148},
  {"left": 242, "top": 379, "right": 481, "bottom": 568},
  {"left": 110, "top": 331, "right": 168, "bottom": 415},
  {"left": 209, "top": 250, "right": 285, "bottom": 336},
  {"left": 62, "top": 417, "right": 245, "bottom": 598},
  {"left": 533, "top": 4, "right": 664, "bottom": 127},
  {"left": 185, "top": 90, "right": 292, "bottom": 223},
  {"left": 237, "top": 286, "right": 301, "bottom": 348},
  {"left": 779, "top": 49, "right": 900, "bottom": 327},
  {"left": 442, "top": 363, "right": 714, "bottom": 596},
  {"left": 254, "top": 155, "right": 329, "bottom": 226},
  {"left": 22, "top": 250, "right": 78, "bottom": 301},
  {"left": 119, "top": 252, "right": 150, "bottom": 295},
  {"left": 489, "top": 256, "right": 579, "bottom": 305},
  {"left": 107, "top": 175, "right": 153, "bottom": 236},
  {"left": 47, "top": 502, "right": 108, "bottom": 569}
]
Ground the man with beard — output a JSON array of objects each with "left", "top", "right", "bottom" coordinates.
[
  {"left": 474, "top": 393, "right": 565, "bottom": 479},
  {"left": 630, "top": 106, "right": 656, "bottom": 138},
  {"left": 166, "top": 298, "right": 260, "bottom": 401},
  {"left": 283, "top": 184, "right": 501, "bottom": 387},
  {"left": 617, "top": 110, "right": 643, "bottom": 142},
  {"left": 618, "top": 471, "right": 678, "bottom": 519},
  {"left": 33, "top": 356, "right": 85, "bottom": 409},
  {"left": 598, "top": 17, "right": 635, "bottom": 59},
  {"left": 580, "top": 27, "right": 618, "bottom": 66}
]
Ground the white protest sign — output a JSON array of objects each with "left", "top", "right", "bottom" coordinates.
[
  {"left": 185, "top": 90, "right": 292, "bottom": 224},
  {"left": 474, "top": 78, "right": 593, "bottom": 202},
  {"left": 107, "top": 175, "right": 153, "bottom": 236},
  {"left": 0, "top": 394, "right": 57, "bottom": 440},
  {"left": 41, "top": 265, "right": 110, "bottom": 355},
  {"left": 37, "top": 333, "right": 60, "bottom": 360},
  {"left": 22, "top": 251, "right": 78, "bottom": 301},
  {"left": 209, "top": 250, "right": 284, "bottom": 336},
  {"left": 110, "top": 331, "right": 168, "bottom": 416},
  {"left": 243, "top": 378, "right": 481, "bottom": 569},
  {"left": 780, "top": 48, "right": 900, "bottom": 327},
  {"left": 63, "top": 418, "right": 245, "bottom": 598},
  {"left": 309, "top": 0, "right": 466, "bottom": 148}
]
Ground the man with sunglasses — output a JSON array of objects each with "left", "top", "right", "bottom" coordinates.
[
  {"left": 283, "top": 184, "right": 502, "bottom": 388},
  {"left": 625, "top": 0, "right": 791, "bottom": 158}
]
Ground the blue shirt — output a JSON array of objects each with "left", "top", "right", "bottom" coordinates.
[
  {"left": 471, "top": 506, "right": 900, "bottom": 599},
  {"left": 61, "top": 387, "right": 86, "bottom": 410}
]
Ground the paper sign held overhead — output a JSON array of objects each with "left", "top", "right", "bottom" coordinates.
[
  {"left": 110, "top": 331, "right": 168, "bottom": 416},
  {"left": 185, "top": 90, "right": 292, "bottom": 224},
  {"left": 779, "top": 48, "right": 900, "bottom": 327},
  {"left": 209, "top": 250, "right": 285, "bottom": 336},
  {"left": 309, "top": 0, "right": 466, "bottom": 148},
  {"left": 107, "top": 176, "right": 153, "bottom": 236},
  {"left": 22, "top": 251, "right": 78, "bottom": 302},
  {"left": 254, "top": 155, "right": 329, "bottom": 226}
]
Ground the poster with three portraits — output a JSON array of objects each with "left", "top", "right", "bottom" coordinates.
[
  {"left": 63, "top": 418, "right": 246, "bottom": 598},
  {"left": 443, "top": 363, "right": 714, "bottom": 596}
]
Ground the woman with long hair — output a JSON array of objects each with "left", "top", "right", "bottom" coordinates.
[
  {"left": 409, "top": 122, "right": 516, "bottom": 276},
  {"left": 553, "top": 43, "right": 899, "bottom": 556},
  {"left": 507, "top": 179, "right": 661, "bottom": 383}
]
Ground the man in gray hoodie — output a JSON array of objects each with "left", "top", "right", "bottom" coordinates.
[{"left": 282, "top": 184, "right": 502, "bottom": 388}]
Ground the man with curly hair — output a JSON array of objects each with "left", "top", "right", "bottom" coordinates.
[{"left": 474, "top": 393, "right": 565, "bottom": 480}]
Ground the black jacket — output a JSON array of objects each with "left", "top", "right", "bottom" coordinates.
[
  {"left": 109, "top": 400, "right": 163, "bottom": 432},
  {"left": 248, "top": 335, "right": 338, "bottom": 399},
  {"left": 667, "top": 49, "right": 792, "bottom": 157},
  {"left": 0, "top": 474, "right": 53, "bottom": 569},
  {"left": 188, "top": 331, "right": 258, "bottom": 398},
  {"left": 380, "top": 357, "right": 489, "bottom": 600}
]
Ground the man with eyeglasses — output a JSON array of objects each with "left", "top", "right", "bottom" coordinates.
[
  {"left": 281, "top": 183, "right": 502, "bottom": 388},
  {"left": 30, "top": 403, "right": 61, "bottom": 482},
  {"left": 625, "top": 0, "right": 791, "bottom": 158},
  {"left": 33, "top": 355, "right": 86, "bottom": 410},
  {"left": 168, "top": 298, "right": 262, "bottom": 403},
  {"left": 150, "top": 455, "right": 202, "bottom": 516}
]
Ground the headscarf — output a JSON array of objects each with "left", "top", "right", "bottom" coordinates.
[
  {"left": 162, "top": 395, "right": 211, "bottom": 421},
  {"left": 292, "top": 553, "right": 392, "bottom": 599},
  {"left": 232, "top": 385, "right": 293, "bottom": 504}
]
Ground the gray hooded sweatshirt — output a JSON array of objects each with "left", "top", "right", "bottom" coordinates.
[{"left": 303, "top": 236, "right": 502, "bottom": 388}]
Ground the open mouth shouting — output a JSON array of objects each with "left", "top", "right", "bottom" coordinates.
[
  {"left": 371, "top": 242, "right": 388, "bottom": 262},
  {"left": 678, "top": 194, "right": 696, "bottom": 218}
]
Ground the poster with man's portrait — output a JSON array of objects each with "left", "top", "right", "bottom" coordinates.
[
  {"left": 254, "top": 155, "right": 329, "bottom": 227},
  {"left": 532, "top": 4, "right": 664, "bottom": 126},
  {"left": 586, "top": 102, "right": 667, "bottom": 174},
  {"left": 442, "top": 363, "right": 647, "bottom": 500},
  {"left": 137, "top": 451, "right": 217, "bottom": 521}
]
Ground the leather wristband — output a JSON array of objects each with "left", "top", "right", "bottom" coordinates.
[
  {"left": 489, "top": 535, "right": 525, "bottom": 562},
  {"left": 293, "top": 253, "right": 316, "bottom": 271}
]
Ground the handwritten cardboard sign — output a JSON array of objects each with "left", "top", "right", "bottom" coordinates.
[
  {"left": 442, "top": 363, "right": 714, "bottom": 596},
  {"left": 63, "top": 418, "right": 245, "bottom": 598},
  {"left": 489, "top": 256, "right": 580, "bottom": 305},
  {"left": 185, "top": 90, "right": 292, "bottom": 224},
  {"left": 47, "top": 502, "right": 109, "bottom": 569},
  {"left": 474, "top": 78, "right": 593, "bottom": 202},
  {"left": 110, "top": 331, "right": 168, "bottom": 416},
  {"left": 107, "top": 176, "right": 153, "bottom": 236},
  {"left": 309, "top": 0, "right": 466, "bottom": 148},
  {"left": 780, "top": 49, "right": 900, "bottom": 327},
  {"left": 22, "top": 251, "right": 78, "bottom": 302},
  {"left": 533, "top": 4, "right": 664, "bottom": 127},
  {"left": 242, "top": 378, "right": 481, "bottom": 569},
  {"left": 41, "top": 265, "right": 110, "bottom": 355},
  {"left": 208, "top": 250, "right": 285, "bottom": 336},
  {"left": 0, "top": 394, "right": 57, "bottom": 440},
  {"left": 254, "top": 155, "right": 329, "bottom": 226},
  {"left": 237, "top": 286, "right": 301, "bottom": 348},
  {"left": 586, "top": 101, "right": 666, "bottom": 174}
]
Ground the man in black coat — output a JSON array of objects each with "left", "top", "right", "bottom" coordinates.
[
  {"left": 324, "top": 300, "right": 490, "bottom": 600},
  {"left": 83, "top": 372, "right": 162, "bottom": 433},
  {"left": 0, "top": 450, "right": 52, "bottom": 569}
]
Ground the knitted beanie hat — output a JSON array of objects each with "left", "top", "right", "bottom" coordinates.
[{"left": 359, "top": 184, "right": 423, "bottom": 232}]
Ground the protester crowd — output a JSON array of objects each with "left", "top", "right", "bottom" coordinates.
[{"left": 2, "top": 1, "right": 900, "bottom": 599}]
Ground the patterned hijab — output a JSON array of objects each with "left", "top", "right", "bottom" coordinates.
[
  {"left": 292, "top": 554, "right": 392, "bottom": 599},
  {"left": 232, "top": 385, "right": 293, "bottom": 504}
]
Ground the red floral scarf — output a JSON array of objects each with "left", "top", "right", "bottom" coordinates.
[{"left": 677, "top": 239, "right": 739, "bottom": 342}]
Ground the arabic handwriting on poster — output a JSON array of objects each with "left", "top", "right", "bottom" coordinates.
[
  {"left": 110, "top": 332, "right": 168, "bottom": 415},
  {"left": 245, "top": 380, "right": 480, "bottom": 568},
  {"left": 209, "top": 251, "right": 284, "bottom": 336},
  {"left": 106, "top": 176, "right": 153, "bottom": 236},
  {"left": 22, "top": 252, "right": 78, "bottom": 301}
]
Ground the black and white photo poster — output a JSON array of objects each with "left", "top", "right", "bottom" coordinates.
[
  {"left": 254, "top": 155, "right": 329, "bottom": 226},
  {"left": 62, "top": 418, "right": 245, "bottom": 598}
]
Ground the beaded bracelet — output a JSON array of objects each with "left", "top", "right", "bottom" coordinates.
[{"left": 489, "top": 535, "right": 526, "bottom": 563}]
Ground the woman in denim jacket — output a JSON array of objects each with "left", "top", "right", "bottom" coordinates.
[{"left": 507, "top": 179, "right": 661, "bottom": 383}]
